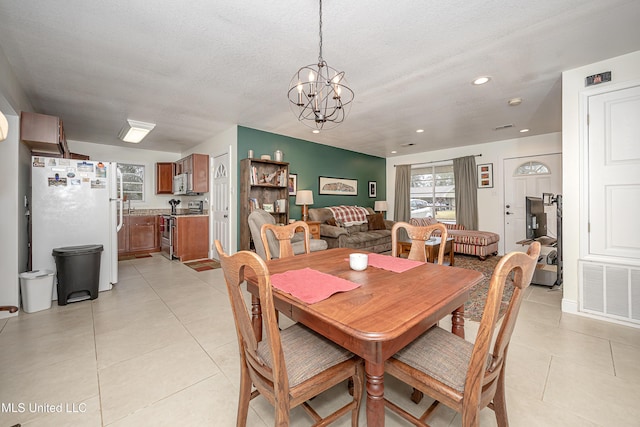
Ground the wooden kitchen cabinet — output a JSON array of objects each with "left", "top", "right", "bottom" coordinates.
[
  {"left": 118, "top": 215, "right": 160, "bottom": 255},
  {"left": 173, "top": 216, "right": 209, "bottom": 262},
  {"left": 174, "top": 153, "right": 209, "bottom": 193},
  {"left": 156, "top": 162, "right": 176, "bottom": 194}
]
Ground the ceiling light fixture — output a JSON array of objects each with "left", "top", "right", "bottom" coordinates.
[
  {"left": 520, "top": 128, "right": 530, "bottom": 133},
  {"left": 472, "top": 76, "right": 491, "bottom": 85},
  {"left": 416, "top": 129, "right": 424, "bottom": 133},
  {"left": 287, "top": 0, "right": 354, "bottom": 130},
  {"left": 118, "top": 119, "right": 156, "bottom": 143}
]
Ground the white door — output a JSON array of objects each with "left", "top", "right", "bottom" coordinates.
[
  {"left": 211, "top": 153, "right": 230, "bottom": 259},
  {"left": 503, "top": 154, "right": 562, "bottom": 253},
  {"left": 588, "top": 85, "right": 640, "bottom": 259}
]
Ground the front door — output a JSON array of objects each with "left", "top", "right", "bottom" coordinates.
[
  {"left": 211, "top": 153, "right": 230, "bottom": 259},
  {"left": 503, "top": 154, "right": 562, "bottom": 253}
]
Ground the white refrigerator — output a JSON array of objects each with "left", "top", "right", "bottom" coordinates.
[{"left": 31, "top": 156, "right": 123, "bottom": 300}]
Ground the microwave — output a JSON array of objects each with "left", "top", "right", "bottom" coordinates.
[{"left": 173, "top": 173, "right": 191, "bottom": 195}]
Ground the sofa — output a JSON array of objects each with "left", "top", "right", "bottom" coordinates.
[
  {"left": 409, "top": 217, "right": 499, "bottom": 260},
  {"left": 308, "top": 206, "right": 394, "bottom": 253}
]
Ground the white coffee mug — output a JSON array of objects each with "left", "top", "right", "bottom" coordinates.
[{"left": 349, "top": 253, "right": 368, "bottom": 271}]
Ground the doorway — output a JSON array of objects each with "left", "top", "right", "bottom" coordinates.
[
  {"left": 210, "top": 153, "right": 230, "bottom": 260},
  {"left": 503, "top": 153, "right": 562, "bottom": 253}
]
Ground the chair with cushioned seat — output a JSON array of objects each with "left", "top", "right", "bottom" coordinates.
[
  {"left": 214, "top": 240, "right": 363, "bottom": 426},
  {"left": 261, "top": 220, "right": 312, "bottom": 260},
  {"left": 383, "top": 242, "right": 541, "bottom": 427},
  {"left": 248, "top": 209, "right": 327, "bottom": 261}
]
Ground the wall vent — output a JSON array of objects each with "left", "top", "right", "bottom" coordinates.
[
  {"left": 580, "top": 260, "right": 640, "bottom": 325},
  {"left": 493, "top": 124, "right": 514, "bottom": 131}
]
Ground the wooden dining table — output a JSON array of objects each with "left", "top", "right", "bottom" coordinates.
[{"left": 244, "top": 248, "right": 483, "bottom": 427}]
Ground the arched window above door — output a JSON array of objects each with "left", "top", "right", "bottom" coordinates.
[{"left": 515, "top": 161, "right": 550, "bottom": 176}]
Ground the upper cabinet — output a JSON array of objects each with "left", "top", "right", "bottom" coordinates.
[
  {"left": 20, "top": 111, "right": 69, "bottom": 157},
  {"left": 175, "top": 153, "right": 209, "bottom": 194},
  {"left": 155, "top": 162, "right": 175, "bottom": 194}
]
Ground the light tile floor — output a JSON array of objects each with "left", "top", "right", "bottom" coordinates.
[{"left": 1, "top": 253, "right": 639, "bottom": 426}]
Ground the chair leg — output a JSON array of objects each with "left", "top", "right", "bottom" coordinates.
[
  {"left": 410, "top": 388, "right": 423, "bottom": 404},
  {"left": 492, "top": 370, "right": 509, "bottom": 427},
  {"left": 237, "top": 363, "right": 252, "bottom": 427},
  {"left": 351, "top": 361, "right": 364, "bottom": 427}
]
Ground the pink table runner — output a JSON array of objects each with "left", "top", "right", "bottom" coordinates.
[
  {"left": 270, "top": 268, "right": 361, "bottom": 304},
  {"left": 364, "top": 253, "right": 424, "bottom": 273}
]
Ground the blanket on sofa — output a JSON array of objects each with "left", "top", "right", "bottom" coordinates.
[{"left": 328, "top": 206, "right": 369, "bottom": 227}]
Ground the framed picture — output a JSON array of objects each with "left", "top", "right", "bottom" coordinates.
[
  {"left": 368, "top": 181, "right": 377, "bottom": 198},
  {"left": 319, "top": 176, "right": 358, "bottom": 196},
  {"left": 288, "top": 174, "right": 297, "bottom": 196},
  {"left": 477, "top": 163, "right": 494, "bottom": 188},
  {"left": 263, "top": 203, "right": 274, "bottom": 213}
]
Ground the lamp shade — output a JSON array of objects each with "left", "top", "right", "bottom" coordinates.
[
  {"left": 374, "top": 201, "right": 388, "bottom": 212},
  {"left": 0, "top": 111, "right": 8, "bottom": 142},
  {"left": 295, "top": 190, "right": 314, "bottom": 206}
]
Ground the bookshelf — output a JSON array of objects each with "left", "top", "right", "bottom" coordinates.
[{"left": 240, "top": 158, "right": 289, "bottom": 250}]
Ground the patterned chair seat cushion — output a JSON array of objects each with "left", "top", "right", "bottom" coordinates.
[
  {"left": 257, "top": 323, "right": 353, "bottom": 388},
  {"left": 393, "top": 326, "right": 491, "bottom": 392}
]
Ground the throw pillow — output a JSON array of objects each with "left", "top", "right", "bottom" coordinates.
[{"left": 367, "top": 213, "right": 386, "bottom": 230}]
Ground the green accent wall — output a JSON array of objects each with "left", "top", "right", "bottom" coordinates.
[{"left": 237, "top": 126, "right": 386, "bottom": 248}]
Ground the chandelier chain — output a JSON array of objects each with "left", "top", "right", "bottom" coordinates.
[{"left": 318, "top": 0, "right": 323, "bottom": 63}]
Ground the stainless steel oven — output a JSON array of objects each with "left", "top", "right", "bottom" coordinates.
[{"left": 160, "top": 215, "right": 175, "bottom": 259}]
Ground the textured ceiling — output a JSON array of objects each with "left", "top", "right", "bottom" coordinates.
[{"left": 0, "top": 0, "right": 639, "bottom": 157}]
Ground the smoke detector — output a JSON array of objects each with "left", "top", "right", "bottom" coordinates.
[{"left": 508, "top": 97, "right": 523, "bottom": 106}]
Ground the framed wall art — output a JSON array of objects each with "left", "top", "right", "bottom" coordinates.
[
  {"left": 477, "top": 163, "right": 494, "bottom": 188},
  {"left": 288, "top": 174, "right": 297, "bottom": 196},
  {"left": 368, "top": 181, "right": 377, "bottom": 198},
  {"left": 319, "top": 176, "right": 358, "bottom": 196}
]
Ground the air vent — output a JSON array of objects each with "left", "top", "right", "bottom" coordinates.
[
  {"left": 400, "top": 143, "right": 415, "bottom": 147},
  {"left": 494, "top": 124, "right": 514, "bottom": 131}
]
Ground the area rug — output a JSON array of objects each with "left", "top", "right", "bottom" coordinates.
[
  {"left": 454, "top": 254, "right": 513, "bottom": 322},
  {"left": 118, "top": 253, "right": 153, "bottom": 261},
  {"left": 184, "top": 259, "right": 221, "bottom": 272}
]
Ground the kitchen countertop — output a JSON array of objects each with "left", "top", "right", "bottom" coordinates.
[{"left": 123, "top": 209, "right": 208, "bottom": 217}]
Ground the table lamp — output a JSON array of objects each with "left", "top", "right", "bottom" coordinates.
[
  {"left": 296, "top": 190, "right": 314, "bottom": 221},
  {"left": 374, "top": 200, "right": 388, "bottom": 216}
]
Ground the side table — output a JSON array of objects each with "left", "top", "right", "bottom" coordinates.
[{"left": 303, "top": 220, "right": 321, "bottom": 240}]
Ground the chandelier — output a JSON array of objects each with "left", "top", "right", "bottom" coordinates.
[{"left": 287, "top": 0, "right": 354, "bottom": 130}]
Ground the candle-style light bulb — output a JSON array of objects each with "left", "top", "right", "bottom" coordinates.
[{"left": 296, "top": 81, "right": 303, "bottom": 105}]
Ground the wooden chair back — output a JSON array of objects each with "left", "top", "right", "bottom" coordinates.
[
  {"left": 391, "top": 221, "right": 448, "bottom": 264},
  {"left": 260, "top": 221, "right": 311, "bottom": 260},
  {"left": 214, "top": 240, "right": 285, "bottom": 402},
  {"left": 463, "top": 241, "right": 540, "bottom": 424}
]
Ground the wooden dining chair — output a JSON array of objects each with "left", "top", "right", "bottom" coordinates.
[
  {"left": 214, "top": 240, "right": 364, "bottom": 427},
  {"left": 261, "top": 220, "right": 311, "bottom": 260},
  {"left": 383, "top": 242, "right": 541, "bottom": 427},
  {"left": 391, "top": 221, "right": 448, "bottom": 264}
]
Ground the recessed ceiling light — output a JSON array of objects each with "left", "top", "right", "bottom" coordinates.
[
  {"left": 472, "top": 76, "right": 491, "bottom": 85},
  {"left": 508, "top": 97, "right": 523, "bottom": 106},
  {"left": 312, "top": 129, "right": 320, "bottom": 134},
  {"left": 416, "top": 129, "right": 424, "bottom": 133},
  {"left": 118, "top": 119, "right": 155, "bottom": 143},
  {"left": 519, "top": 128, "right": 530, "bottom": 133},
  {"left": 391, "top": 150, "right": 397, "bottom": 154}
]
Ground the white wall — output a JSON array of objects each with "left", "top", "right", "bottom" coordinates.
[
  {"left": 561, "top": 50, "right": 640, "bottom": 314},
  {"left": 0, "top": 115, "right": 21, "bottom": 318},
  {"left": 68, "top": 140, "right": 181, "bottom": 209},
  {"left": 386, "top": 132, "right": 562, "bottom": 255}
]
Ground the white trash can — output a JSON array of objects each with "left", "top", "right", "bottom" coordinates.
[{"left": 19, "top": 270, "right": 55, "bottom": 313}]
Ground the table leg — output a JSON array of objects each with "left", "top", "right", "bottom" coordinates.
[
  {"left": 451, "top": 305, "right": 465, "bottom": 339},
  {"left": 365, "top": 360, "right": 385, "bottom": 427},
  {"left": 251, "top": 295, "right": 263, "bottom": 341}
]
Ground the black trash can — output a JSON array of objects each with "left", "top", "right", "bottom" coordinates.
[{"left": 52, "top": 244, "right": 103, "bottom": 305}]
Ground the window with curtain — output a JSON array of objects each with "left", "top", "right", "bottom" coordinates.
[
  {"left": 410, "top": 163, "right": 456, "bottom": 222},
  {"left": 119, "top": 163, "right": 145, "bottom": 201}
]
